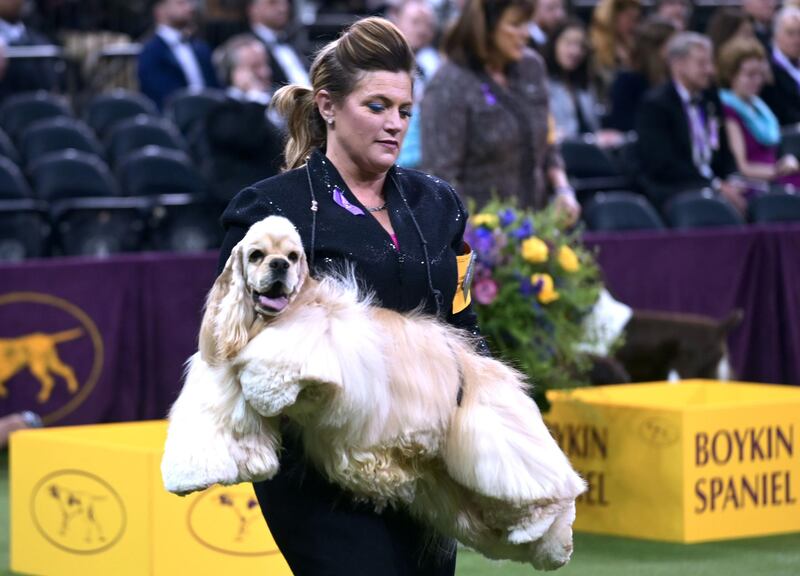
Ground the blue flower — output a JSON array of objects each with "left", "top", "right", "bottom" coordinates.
[
  {"left": 499, "top": 208, "right": 516, "bottom": 228},
  {"left": 514, "top": 218, "right": 535, "bottom": 240}
]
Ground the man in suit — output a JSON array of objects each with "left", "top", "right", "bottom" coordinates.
[
  {"left": 743, "top": 0, "right": 777, "bottom": 49},
  {"left": 528, "top": 0, "right": 566, "bottom": 53},
  {"left": 200, "top": 34, "right": 283, "bottom": 201},
  {"left": 247, "top": 0, "right": 310, "bottom": 90},
  {"left": 761, "top": 6, "right": 800, "bottom": 126},
  {"left": 137, "top": 0, "right": 219, "bottom": 109},
  {"left": 636, "top": 32, "right": 745, "bottom": 213},
  {"left": 0, "top": 0, "right": 59, "bottom": 101}
]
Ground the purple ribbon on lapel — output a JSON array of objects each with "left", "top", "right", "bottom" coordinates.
[
  {"left": 332, "top": 186, "right": 365, "bottom": 216},
  {"left": 481, "top": 83, "right": 497, "bottom": 106}
]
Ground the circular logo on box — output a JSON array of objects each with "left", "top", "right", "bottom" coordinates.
[
  {"left": 187, "top": 485, "right": 279, "bottom": 556},
  {"left": 0, "top": 292, "right": 103, "bottom": 425},
  {"left": 637, "top": 416, "right": 680, "bottom": 447},
  {"left": 31, "top": 470, "right": 126, "bottom": 554}
]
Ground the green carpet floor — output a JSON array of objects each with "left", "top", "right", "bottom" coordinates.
[{"left": 2, "top": 448, "right": 799, "bottom": 576}]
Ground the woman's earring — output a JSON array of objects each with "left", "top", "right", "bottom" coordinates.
[{"left": 327, "top": 117, "right": 334, "bottom": 126}]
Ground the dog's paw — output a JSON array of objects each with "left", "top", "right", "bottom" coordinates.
[
  {"left": 239, "top": 360, "right": 303, "bottom": 417},
  {"left": 527, "top": 504, "right": 576, "bottom": 571}
]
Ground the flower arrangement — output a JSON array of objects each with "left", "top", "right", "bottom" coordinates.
[{"left": 464, "top": 201, "right": 604, "bottom": 409}]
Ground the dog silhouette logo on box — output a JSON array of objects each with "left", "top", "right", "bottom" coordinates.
[
  {"left": 31, "top": 470, "right": 126, "bottom": 554},
  {"left": 0, "top": 292, "right": 103, "bottom": 424},
  {"left": 187, "top": 485, "right": 280, "bottom": 556}
]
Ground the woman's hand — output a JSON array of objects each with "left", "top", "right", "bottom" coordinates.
[
  {"left": 777, "top": 154, "right": 800, "bottom": 176},
  {"left": 553, "top": 189, "right": 581, "bottom": 226}
]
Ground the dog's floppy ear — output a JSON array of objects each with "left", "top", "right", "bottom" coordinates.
[{"left": 199, "top": 241, "right": 252, "bottom": 365}]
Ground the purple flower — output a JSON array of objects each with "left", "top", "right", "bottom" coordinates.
[
  {"left": 499, "top": 208, "right": 516, "bottom": 227},
  {"left": 473, "top": 277, "right": 499, "bottom": 305},
  {"left": 519, "top": 276, "right": 535, "bottom": 296},
  {"left": 468, "top": 226, "right": 496, "bottom": 259},
  {"left": 514, "top": 218, "right": 535, "bottom": 240}
]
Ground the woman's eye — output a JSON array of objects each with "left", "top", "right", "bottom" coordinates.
[
  {"left": 400, "top": 108, "right": 412, "bottom": 119},
  {"left": 367, "top": 103, "right": 385, "bottom": 113}
]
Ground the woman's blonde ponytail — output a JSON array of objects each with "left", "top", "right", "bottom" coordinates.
[{"left": 271, "top": 84, "right": 326, "bottom": 170}]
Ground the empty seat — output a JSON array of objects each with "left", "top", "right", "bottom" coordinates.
[
  {"left": 29, "top": 150, "right": 118, "bottom": 200},
  {"left": 165, "top": 88, "right": 226, "bottom": 135},
  {"left": 117, "top": 146, "right": 205, "bottom": 196},
  {"left": 0, "top": 199, "right": 50, "bottom": 261},
  {"left": 149, "top": 194, "right": 223, "bottom": 252},
  {"left": 561, "top": 138, "right": 632, "bottom": 197},
  {"left": 750, "top": 191, "right": 800, "bottom": 223},
  {"left": 0, "top": 156, "right": 33, "bottom": 199},
  {"left": 666, "top": 190, "right": 745, "bottom": 229},
  {"left": 0, "top": 91, "right": 72, "bottom": 142},
  {"left": 51, "top": 197, "right": 149, "bottom": 258},
  {"left": 20, "top": 117, "right": 104, "bottom": 166},
  {"left": 106, "top": 115, "right": 186, "bottom": 166},
  {"left": 584, "top": 191, "right": 665, "bottom": 231},
  {"left": 0, "top": 127, "right": 20, "bottom": 163},
  {"left": 84, "top": 89, "right": 158, "bottom": 138}
]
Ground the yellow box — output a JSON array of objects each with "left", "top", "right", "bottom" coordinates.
[
  {"left": 545, "top": 380, "right": 800, "bottom": 543},
  {"left": 10, "top": 421, "right": 293, "bottom": 576}
]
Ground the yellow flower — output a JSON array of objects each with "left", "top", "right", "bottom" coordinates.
[
  {"left": 531, "top": 273, "right": 560, "bottom": 304},
  {"left": 472, "top": 213, "right": 499, "bottom": 228},
  {"left": 521, "top": 236, "right": 549, "bottom": 263},
  {"left": 558, "top": 245, "right": 580, "bottom": 273}
]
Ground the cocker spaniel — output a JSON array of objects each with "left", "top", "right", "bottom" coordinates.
[{"left": 161, "top": 215, "right": 586, "bottom": 570}]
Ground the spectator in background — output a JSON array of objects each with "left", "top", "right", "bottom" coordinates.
[
  {"left": 137, "top": 0, "right": 219, "bottom": 109},
  {"left": 590, "top": 0, "right": 642, "bottom": 98},
  {"left": 607, "top": 17, "right": 676, "bottom": 132},
  {"left": 389, "top": 0, "right": 440, "bottom": 168},
  {"left": 528, "top": 0, "right": 566, "bottom": 52},
  {"left": 200, "top": 33, "right": 283, "bottom": 201},
  {"left": 421, "top": 0, "right": 580, "bottom": 222},
  {"left": 653, "top": 0, "right": 691, "bottom": 32},
  {"left": 545, "top": 18, "right": 623, "bottom": 146},
  {"left": 0, "top": 0, "right": 59, "bottom": 101},
  {"left": 718, "top": 37, "right": 800, "bottom": 191},
  {"left": 706, "top": 8, "right": 756, "bottom": 61},
  {"left": 247, "top": 0, "right": 310, "bottom": 89},
  {"left": 761, "top": 6, "right": 800, "bottom": 126},
  {"left": 636, "top": 33, "right": 744, "bottom": 213},
  {"left": 743, "top": 0, "right": 777, "bottom": 49}
]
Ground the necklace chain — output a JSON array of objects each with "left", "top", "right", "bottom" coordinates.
[{"left": 365, "top": 203, "right": 387, "bottom": 213}]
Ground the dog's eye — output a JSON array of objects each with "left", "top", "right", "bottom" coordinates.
[
  {"left": 287, "top": 251, "right": 299, "bottom": 262},
  {"left": 248, "top": 250, "right": 264, "bottom": 263}
]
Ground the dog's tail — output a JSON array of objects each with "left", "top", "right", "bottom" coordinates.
[
  {"left": 50, "top": 328, "right": 84, "bottom": 344},
  {"left": 443, "top": 349, "right": 586, "bottom": 505}
]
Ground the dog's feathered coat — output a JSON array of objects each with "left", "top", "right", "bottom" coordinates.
[{"left": 162, "top": 215, "right": 586, "bottom": 570}]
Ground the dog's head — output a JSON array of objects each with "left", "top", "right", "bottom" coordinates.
[{"left": 199, "top": 216, "right": 309, "bottom": 364}]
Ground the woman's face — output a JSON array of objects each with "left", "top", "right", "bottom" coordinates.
[
  {"left": 491, "top": 6, "right": 530, "bottom": 65},
  {"left": 615, "top": 6, "right": 642, "bottom": 40},
  {"left": 555, "top": 26, "right": 587, "bottom": 72},
  {"left": 321, "top": 70, "right": 413, "bottom": 175},
  {"left": 731, "top": 57, "right": 768, "bottom": 99}
]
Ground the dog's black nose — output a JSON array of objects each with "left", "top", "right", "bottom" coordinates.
[{"left": 269, "top": 258, "right": 290, "bottom": 271}]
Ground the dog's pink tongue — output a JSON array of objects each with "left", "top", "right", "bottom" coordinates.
[{"left": 259, "top": 294, "right": 288, "bottom": 311}]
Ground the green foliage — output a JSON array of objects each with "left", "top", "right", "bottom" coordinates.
[{"left": 464, "top": 202, "right": 603, "bottom": 409}]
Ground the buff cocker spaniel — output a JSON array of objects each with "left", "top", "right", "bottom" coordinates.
[{"left": 161, "top": 215, "right": 586, "bottom": 570}]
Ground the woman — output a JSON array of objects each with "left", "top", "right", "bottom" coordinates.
[
  {"left": 606, "top": 17, "right": 676, "bottom": 132},
  {"left": 217, "top": 17, "right": 482, "bottom": 576},
  {"left": 420, "top": 0, "right": 579, "bottom": 222},
  {"left": 589, "top": 0, "right": 642, "bottom": 97},
  {"left": 718, "top": 37, "right": 800, "bottom": 190},
  {"left": 544, "top": 18, "right": 623, "bottom": 146},
  {"left": 706, "top": 8, "right": 756, "bottom": 60}
]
